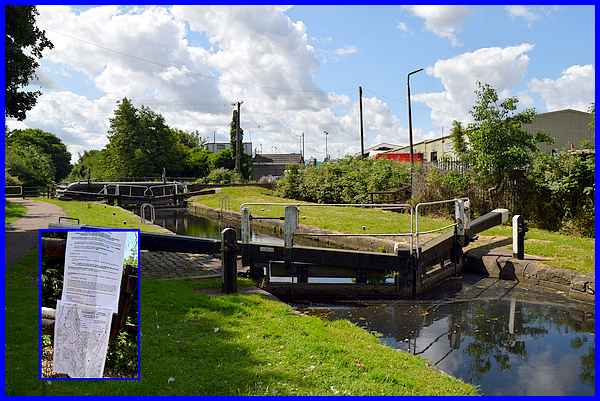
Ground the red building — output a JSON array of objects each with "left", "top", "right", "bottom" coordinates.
[{"left": 374, "top": 152, "right": 424, "bottom": 163}]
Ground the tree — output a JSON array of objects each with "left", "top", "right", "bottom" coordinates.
[
  {"left": 5, "top": 6, "right": 53, "bottom": 120},
  {"left": 104, "top": 98, "right": 181, "bottom": 179},
  {"left": 229, "top": 109, "right": 243, "bottom": 160},
  {"left": 104, "top": 98, "right": 140, "bottom": 178},
  {"left": 450, "top": 120, "right": 467, "bottom": 159},
  {"left": 68, "top": 149, "right": 109, "bottom": 181},
  {"left": 7, "top": 128, "right": 71, "bottom": 181},
  {"left": 172, "top": 128, "right": 205, "bottom": 149},
  {"left": 464, "top": 82, "right": 550, "bottom": 188},
  {"left": 183, "top": 147, "right": 211, "bottom": 178},
  {"left": 6, "top": 143, "right": 54, "bottom": 186}
]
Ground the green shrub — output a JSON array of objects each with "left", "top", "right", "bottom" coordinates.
[
  {"left": 528, "top": 150, "right": 594, "bottom": 236},
  {"left": 276, "top": 156, "right": 409, "bottom": 204},
  {"left": 201, "top": 168, "right": 242, "bottom": 184}
]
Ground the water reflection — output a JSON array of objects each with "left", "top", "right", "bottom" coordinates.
[
  {"left": 303, "top": 292, "right": 594, "bottom": 395},
  {"left": 152, "top": 209, "right": 280, "bottom": 243}
]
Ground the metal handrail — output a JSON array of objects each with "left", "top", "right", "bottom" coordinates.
[
  {"left": 5, "top": 186, "right": 23, "bottom": 196},
  {"left": 140, "top": 203, "right": 155, "bottom": 225},
  {"left": 414, "top": 198, "right": 465, "bottom": 257},
  {"left": 241, "top": 202, "right": 414, "bottom": 252}
]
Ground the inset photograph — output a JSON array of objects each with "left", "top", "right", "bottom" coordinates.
[{"left": 39, "top": 229, "right": 140, "bottom": 379}]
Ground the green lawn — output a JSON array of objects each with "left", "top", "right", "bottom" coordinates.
[
  {"left": 480, "top": 225, "right": 594, "bottom": 273},
  {"left": 6, "top": 250, "right": 476, "bottom": 395},
  {"left": 192, "top": 186, "right": 594, "bottom": 273},
  {"left": 5, "top": 200, "right": 26, "bottom": 226},
  {"left": 35, "top": 199, "right": 168, "bottom": 233},
  {"left": 192, "top": 186, "right": 452, "bottom": 234}
]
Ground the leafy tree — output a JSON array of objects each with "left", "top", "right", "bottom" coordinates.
[
  {"left": 68, "top": 149, "right": 109, "bottom": 181},
  {"left": 184, "top": 147, "right": 211, "bottom": 178},
  {"left": 229, "top": 109, "right": 243, "bottom": 161},
  {"left": 464, "top": 82, "right": 550, "bottom": 188},
  {"left": 449, "top": 120, "right": 467, "bottom": 159},
  {"left": 6, "top": 143, "right": 54, "bottom": 186},
  {"left": 172, "top": 128, "right": 205, "bottom": 149},
  {"left": 105, "top": 98, "right": 180, "bottom": 179},
  {"left": 7, "top": 128, "right": 71, "bottom": 181},
  {"left": 5, "top": 6, "right": 53, "bottom": 120}
]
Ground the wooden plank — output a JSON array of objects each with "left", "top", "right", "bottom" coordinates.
[{"left": 243, "top": 242, "right": 408, "bottom": 272}]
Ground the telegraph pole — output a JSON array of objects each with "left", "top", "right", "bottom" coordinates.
[
  {"left": 407, "top": 68, "right": 423, "bottom": 197},
  {"left": 232, "top": 101, "right": 243, "bottom": 173},
  {"left": 323, "top": 130, "right": 329, "bottom": 161},
  {"left": 301, "top": 132, "right": 305, "bottom": 159},
  {"left": 359, "top": 86, "right": 364, "bottom": 157}
]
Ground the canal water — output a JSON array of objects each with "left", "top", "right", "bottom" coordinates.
[
  {"left": 153, "top": 209, "right": 595, "bottom": 395},
  {"left": 153, "top": 208, "right": 280, "bottom": 243}
]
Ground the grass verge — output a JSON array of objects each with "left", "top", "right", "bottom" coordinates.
[
  {"left": 35, "top": 199, "right": 167, "bottom": 233},
  {"left": 192, "top": 186, "right": 452, "bottom": 234},
  {"left": 5, "top": 200, "right": 26, "bottom": 226},
  {"left": 6, "top": 250, "right": 477, "bottom": 395},
  {"left": 191, "top": 186, "right": 594, "bottom": 273}
]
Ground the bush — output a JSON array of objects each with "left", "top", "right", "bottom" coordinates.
[
  {"left": 276, "top": 156, "right": 410, "bottom": 203},
  {"left": 528, "top": 150, "right": 594, "bottom": 236},
  {"left": 200, "top": 168, "right": 242, "bottom": 184}
]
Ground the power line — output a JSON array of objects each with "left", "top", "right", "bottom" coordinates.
[{"left": 46, "top": 29, "right": 359, "bottom": 98}]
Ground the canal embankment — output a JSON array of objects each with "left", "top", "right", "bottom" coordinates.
[{"left": 464, "top": 238, "right": 595, "bottom": 303}]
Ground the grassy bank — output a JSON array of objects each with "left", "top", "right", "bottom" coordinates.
[
  {"left": 191, "top": 186, "right": 594, "bottom": 273},
  {"left": 35, "top": 199, "right": 167, "bottom": 233},
  {"left": 192, "top": 186, "right": 451, "bottom": 233},
  {"left": 5, "top": 200, "right": 26, "bottom": 226},
  {"left": 6, "top": 250, "right": 476, "bottom": 395}
]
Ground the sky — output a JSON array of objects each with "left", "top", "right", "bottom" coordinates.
[{"left": 7, "top": 5, "right": 595, "bottom": 162}]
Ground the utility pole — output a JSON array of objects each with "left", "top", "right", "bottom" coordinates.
[
  {"left": 232, "top": 101, "right": 243, "bottom": 173},
  {"left": 301, "top": 132, "right": 305, "bottom": 159},
  {"left": 359, "top": 86, "right": 364, "bottom": 157},
  {"left": 323, "top": 130, "right": 329, "bottom": 161},
  {"left": 407, "top": 68, "right": 423, "bottom": 197}
]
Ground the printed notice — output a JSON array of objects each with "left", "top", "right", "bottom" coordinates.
[
  {"left": 62, "top": 231, "right": 127, "bottom": 313},
  {"left": 52, "top": 301, "right": 113, "bottom": 378}
]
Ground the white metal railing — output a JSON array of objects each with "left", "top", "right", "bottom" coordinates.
[
  {"left": 5, "top": 186, "right": 23, "bottom": 196},
  {"left": 240, "top": 202, "right": 414, "bottom": 252},
  {"left": 140, "top": 203, "right": 155, "bottom": 225},
  {"left": 239, "top": 198, "right": 469, "bottom": 257}
]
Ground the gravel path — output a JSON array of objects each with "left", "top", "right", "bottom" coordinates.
[{"left": 5, "top": 199, "right": 65, "bottom": 266}]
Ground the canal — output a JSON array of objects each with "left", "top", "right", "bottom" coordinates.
[{"left": 153, "top": 208, "right": 595, "bottom": 395}]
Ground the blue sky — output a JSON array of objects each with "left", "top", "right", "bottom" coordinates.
[{"left": 11, "top": 5, "right": 595, "bottom": 160}]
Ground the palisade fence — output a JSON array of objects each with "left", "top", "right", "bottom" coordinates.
[
  {"left": 428, "top": 158, "right": 471, "bottom": 173},
  {"left": 413, "top": 168, "right": 528, "bottom": 219}
]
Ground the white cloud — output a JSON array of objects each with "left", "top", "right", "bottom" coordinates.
[
  {"left": 17, "top": 5, "right": 410, "bottom": 161},
  {"left": 397, "top": 22, "right": 410, "bottom": 33},
  {"left": 505, "top": 6, "right": 540, "bottom": 26},
  {"left": 529, "top": 64, "right": 595, "bottom": 112},
  {"left": 334, "top": 46, "right": 359, "bottom": 56},
  {"left": 404, "top": 5, "right": 470, "bottom": 46},
  {"left": 414, "top": 43, "right": 534, "bottom": 128}
]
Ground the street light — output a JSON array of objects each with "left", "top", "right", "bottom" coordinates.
[
  {"left": 407, "top": 68, "right": 423, "bottom": 197},
  {"left": 323, "top": 130, "right": 329, "bottom": 161}
]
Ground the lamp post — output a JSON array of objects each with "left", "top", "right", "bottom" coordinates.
[
  {"left": 407, "top": 68, "right": 423, "bottom": 197},
  {"left": 323, "top": 130, "right": 329, "bottom": 161}
]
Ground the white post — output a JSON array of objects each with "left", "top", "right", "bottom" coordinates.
[
  {"left": 241, "top": 207, "right": 251, "bottom": 244},
  {"left": 509, "top": 298, "right": 516, "bottom": 334},
  {"left": 455, "top": 199, "right": 465, "bottom": 237},
  {"left": 512, "top": 214, "right": 525, "bottom": 259},
  {"left": 463, "top": 199, "right": 471, "bottom": 232},
  {"left": 284, "top": 205, "right": 299, "bottom": 249}
]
